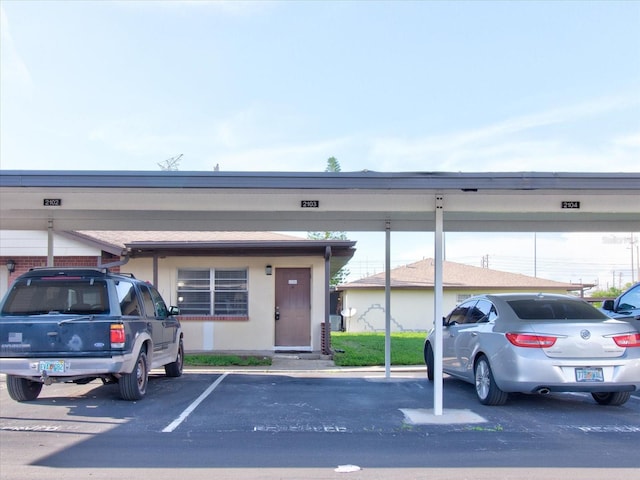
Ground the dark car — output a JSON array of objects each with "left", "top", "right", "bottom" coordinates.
[
  {"left": 602, "top": 283, "right": 640, "bottom": 332},
  {"left": 0, "top": 267, "right": 184, "bottom": 402}
]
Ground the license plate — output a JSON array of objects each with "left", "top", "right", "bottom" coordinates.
[
  {"left": 39, "top": 360, "right": 65, "bottom": 373},
  {"left": 575, "top": 367, "right": 604, "bottom": 382}
]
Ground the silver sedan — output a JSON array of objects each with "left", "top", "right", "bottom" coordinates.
[{"left": 424, "top": 293, "right": 640, "bottom": 406}]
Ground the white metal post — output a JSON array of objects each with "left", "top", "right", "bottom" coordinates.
[
  {"left": 433, "top": 195, "right": 444, "bottom": 415},
  {"left": 385, "top": 221, "right": 391, "bottom": 379}
]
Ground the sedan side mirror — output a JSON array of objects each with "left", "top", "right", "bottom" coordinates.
[
  {"left": 169, "top": 306, "right": 180, "bottom": 316},
  {"left": 601, "top": 299, "right": 615, "bottom": 312}
]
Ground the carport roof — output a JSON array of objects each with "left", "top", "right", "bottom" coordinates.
[{"left": 0, "top": 170, "right": 638, "bottom": 232}]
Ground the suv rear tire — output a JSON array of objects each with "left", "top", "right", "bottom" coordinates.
[
  {"left": 7, "top": 375, "right": 43, "bottom": 402},
  {"left": 165, "top": 338, "right": 184, "bottom": 377},
  {"left": 119, "top": 349, "right": 148, "bottom": 401}
]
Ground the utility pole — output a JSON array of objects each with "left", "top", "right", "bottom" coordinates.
[
  {"left": 603, "top": 233, "right": 638, "bottom": 285},
  {"left": 630, "top": 233, "right": 636, "bottom": 283}
]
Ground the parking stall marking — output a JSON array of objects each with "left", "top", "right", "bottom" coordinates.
[
  {"left": 253, "top": 424, "right": 350, "bottom": 433},
  {"left": 1, "top": 424, "right": 64, "bottom": 432},
  {"left": 562, "top": 425, "right": 640, "bottom": 433},
  {"left": 162, "top": 373, "right": 228, "bottom": 433}
]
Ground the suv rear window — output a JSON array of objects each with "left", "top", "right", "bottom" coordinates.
[
  {"left": 1, "top": 279, "right": 109, "bottom": 315},
  {"left": 507, "top": 298, "right": 607, "bottom": 320}
]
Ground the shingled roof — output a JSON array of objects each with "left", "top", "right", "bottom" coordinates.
[
  {"left": 338, "top": 258, "right": 579, "bottom": 291},
  {"left": 63, "top": 230, "right": 356, "bottom": 276},
  {"left": 69, "top": 230, "right": 307, "bottom": 249}
]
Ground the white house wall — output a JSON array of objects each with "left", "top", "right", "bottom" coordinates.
[
  {"left": 342, "top": 289, "right": 447, "bottom": 333},
  {"left": 124, "top": 256, "right": 326, "bottom": 353},
  {"left": 0, "top": 230, "right": 101, "bottom": 256},
  {"left": 341, "top": 288, "right": 571, "bottom": 333}
]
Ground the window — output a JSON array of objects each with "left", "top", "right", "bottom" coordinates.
[
  {"left": 1, "top": 279, "right": 108, "bottom": 315},
  {"left": 447, "top": 301, "right": 476, "bottom": 324},
  {"left": 472, "top": 299, "right": 497, "bottom": 323},
  {"left": 508, "top": 298, "right": 607, "bottom": 320},
  {"left": 618, "top": 284, "right": 640, "bottom": 310},
  {"left": 177, "top": 268, "right": 248, "bottom": 316},
  {"left": 115, "top": 280, "right": 141, "bottom": 316},
  {"left": 139, "top": 284, "right": 170, "bottom": 318},
  {"left": 214, "top": 269, "right": 248, "bottom": 315}
]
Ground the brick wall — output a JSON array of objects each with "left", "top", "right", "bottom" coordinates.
[{"left": 1, "top": 254, "right": 120, "bottom": 284}]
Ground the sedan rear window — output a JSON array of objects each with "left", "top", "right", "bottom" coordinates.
[{"left": 507, "top": 298, "right": 608, "bottom": 320}]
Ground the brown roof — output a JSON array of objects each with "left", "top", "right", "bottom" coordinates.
[
  {"left": 338, "top": 258, "right": 578, "bottom": 291},
  {"left": 72, "top": 231, "right": 307, "bottom": 249},
  {"left": 65, "top": 231, "right": 356, "bottom": 276}
]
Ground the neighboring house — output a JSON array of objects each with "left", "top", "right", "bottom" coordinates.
[
  {"left": 336, "top": 258, "right": 588, "bottom": 333},
  {"left": 0, "top": 230, "right": 355, "bottom": 355}
]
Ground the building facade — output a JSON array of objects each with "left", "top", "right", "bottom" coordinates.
[
  {"left": 336, "top": 258, "right": 585, "bottom": 332},
  {"left": 1, "top": 230, "right": 355, "bottom": 355}
]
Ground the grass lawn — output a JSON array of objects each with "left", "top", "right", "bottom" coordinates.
[
  {"left": 184, "top": 332, "right": 428, "bottom": 367},
  {"left": 184, "top": 354, "right": 272, "bottom": 367},
  {"left": 331, "top": 331, "right": 427, "bottom": 366}
]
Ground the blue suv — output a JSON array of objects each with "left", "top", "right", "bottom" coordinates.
[{"left": 602, "top": 282, "right": 640, "bottom": 332}]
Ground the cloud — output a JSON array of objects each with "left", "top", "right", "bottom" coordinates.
[
  {"left": 118, "top": 0, "right": 276, "bottom": 16},
  {"left": 0, "top": 6, "right": 33, "bottom": 92},
  {"left": 88, "top": 117, "right": 192, "bottom": 158},
  {"left": 86, "top": 90, "right": 640, "bottom": 174},
  {"left": 367, "top": 93, "right": 640, "bottom": 172}
]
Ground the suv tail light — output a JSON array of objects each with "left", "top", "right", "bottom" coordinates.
[
  {"left": 506, "top": 333, "right": 557, "bottom": 348},
  {"left": 612, "top": 333, "right": 640, "bottom": 347},
  {"left": 110, "top": 324, "right": 125, "bottom": 348}
]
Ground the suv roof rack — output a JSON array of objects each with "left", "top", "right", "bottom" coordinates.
[
  {"left": 25, "top": 267, "right": 110, "bottom": 277},
  {"left": 116, "top": 272, "right": 136, "bottom": 278}
]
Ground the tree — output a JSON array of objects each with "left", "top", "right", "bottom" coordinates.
[
  {"left": 325, "top": 156, "right": 341, "bottom": 173},
  {"left": 158, "top": 154, "right": 182, "bottom": 171},
  {"left": 589, "top": 284, "right": 629, "bottom": 300},
  {"left": 308, "top": 157, "right": 350, "bottom": 286}
]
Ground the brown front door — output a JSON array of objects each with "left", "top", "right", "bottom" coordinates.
[{"left": 275, "top": 268, "right": 311, "bottom": 349}]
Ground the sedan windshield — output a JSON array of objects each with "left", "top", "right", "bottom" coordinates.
[{"left": 507, "top": 298, "right": 608, "bottom": 320}]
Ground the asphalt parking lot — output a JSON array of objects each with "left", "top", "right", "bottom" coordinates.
[{"left": 1, "top": 358, "right": 640, "bottom": 480}]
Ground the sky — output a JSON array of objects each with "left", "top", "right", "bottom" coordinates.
[{"left": 1, "top": 1, "right": 639, "bottom": 289}]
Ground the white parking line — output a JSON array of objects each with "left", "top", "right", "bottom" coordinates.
[{"left": 162, "top": 373, "right": 228, "bottom": 433}]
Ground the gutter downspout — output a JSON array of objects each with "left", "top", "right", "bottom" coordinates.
[
  {"left": 99, "top": 249, "right": 131, "bottom": 270},
  {"left": 324, "top": 246, "right": 332, "bottom": 355}
]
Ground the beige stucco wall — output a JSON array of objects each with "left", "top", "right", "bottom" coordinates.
[{"left": 124, "top": 255, "right": 327, "bottom": 353}]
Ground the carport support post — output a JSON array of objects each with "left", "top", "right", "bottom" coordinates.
[
  {"left": 434, "top": 195, "right": 444, "bottom": 416},
  {"left": 47, "top": 220, "right": 54, "bottom": 267},
  {"left": 385, "top": 221, "right": 391, "bottom": 379}
]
